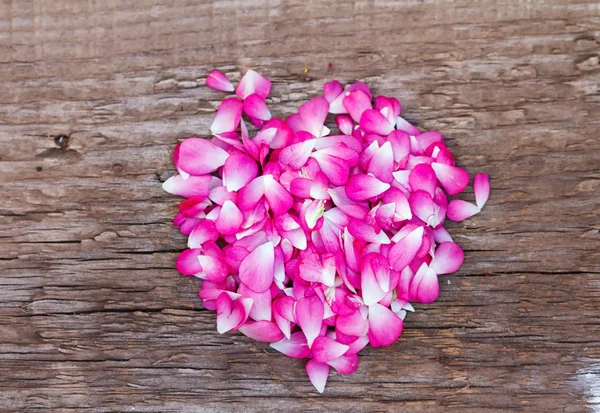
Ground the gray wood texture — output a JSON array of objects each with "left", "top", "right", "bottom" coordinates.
[{"left": 0, "top": 0, "right": 599, "bottom": 411}]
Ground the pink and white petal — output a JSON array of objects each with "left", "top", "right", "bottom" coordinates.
[
  {"left": 235, "top": 69, "right": 271, "bottom": 100},
  {"left": 343, "top": 90, "right": 372, "bottom": 123},
  {"left": 238, "top": 283, "right": 272, "bottom": 321},
  {"left": 382, "top": 188, "right": 412, "bottom": 221},
  {"left": 242, "top": 93, "right": 271, "bottom": 121},
  {"left": 370, "top": 253, "right": 392, "bottom": 292},
  {"left": 223, "top": 153, "right": 259, "bottom": 192},
  {"left": 415, "top": 130, "right": 444, "bottom": 154},
  {"left": 296, "top": 295, "right": 325, "bottom": 348},
  {"left": 215, "top": 200, "right": 243, "bottom": 235},
  {"left": 360, "top": 109, "right": 394, "bottom": 136},
  {"left": 336, "top": 309, "right": 369, "bottom": 337},
  {"left": 345, "top": 174, "right": 391, "bottom": 201},
  {"left": 348, "top": 218, "right": 391, "bottom": 244},
  {"left": 387, "top": 130, "right": 411, "bottom": 162},
  {"left": 431, "top": 242, "right": 464, "bottom": 275},
  {"left": 262, "top": 119, "right": 293, "bottom": 149},
  {"left": 306, "top": 359, "right": 330, "bottom": 393},
  {"left": 188, "top": 220, "right": 219, "bottom": 248},
  {"left": 208, "top": 186, "right": 236, "bottom": 206},
  {"left": 342, "top": 228, "right": 360, "bottom": 272},
  {"left": 206, "top": 69, "right": 234, "bottom": 92},
  {"left": 237, "top": 176, "right": 266, "bottom": 211},
  {"left": 279, "top": 139, "right": 316, "bottom": 170},
  {"left": 447, "top": 199, "right": 480, "bottom": 221},
  {"left": 270, "top": 331, "right": 311, "bottom": 358},
  {"left": 361, "top": 255, "right": 387, "bottom": 306},
  {"left": 474, "top": 173, "right": 490, "bottom": 209},
  {"left": 216, "top": 294, "right": 253, "bottom": 334},
  {"left": 273, "top": 296, "right": 296, "bottom": 322},
  {"left": 312, "top": 336, "right": 350, "bottom": 363},
  {"left": 347, "top": 81, "right": 372, "bottom": 100},
  {"left": 197, "top": 255, "right": 229, "bottom": 282},
  {"left": 345, "top": 335, "right": 369, "bottom": 356},
  {"left": 299, "top": 97, "right": 329, "bottom": 137},
  {"left": 432, "top": 226, "right": 454, "bottom": 243},
  {"left": 177, "top": 138, "right": 230, "bottom": 175},
  {"left": 328, "top": 187, "right": 370, "bottom": 219},
  {"left": 239, "top": 242, "right": 275, "bottom": 293},
  {"left": 328, "top": 92, "right": 348, "bottom": 114},
  {"left": 312, "top": 153, "right": 351, "bottom": 186},
  {"left": 238, "top": 321, "right": 284, "bottom": 343},
  {"left": 210, "top": 98, "right": 244, "bottom": 135},
  {"left": 327, "top": 354, "right": 359, "bottom": 375},
  {"left": 162, "top": 174, "right": 212, "bottom": 198},
  {"left": 176, "top": 248, "right": 203, "bottom": 275},
  {"left": 409, "top": 164, "right": 437, "bottom": 197},
  {"left": 368, "top": 303, "right": 403, "bottom": 347},
  {"left": 392, "top": 170, "right": 412, "bottom": 192},
  {"left": 324, "top": 80, "right": 343, "bottom": 103},
  {"left": 388, "top": 226, "right": 424, "bottom": 271},
  {"left": 409, "top": 190, "right": 435, "bottom": 225},
  {"left": 264, "top": 175, "right": 294, "bottom": 214},
  {"left": 410, "top": 264, "right": 439, "bottom": 304},
  {"left": 368, "top": 141, "right": 395, "bottom": 183},
  {"left": 431, "top": 163, "right": 469, "bottom": 195},
  {"left": 314, "top": 135, "right": 362, "bottom": 153},
  {"left": 395, "top": 116, "right": 420, "bottom": 136},
  {"left": 336, "top": 115, "right": 354, "bottom": 135}
]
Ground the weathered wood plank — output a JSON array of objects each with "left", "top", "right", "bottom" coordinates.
[{"left": 0, "top": 0, "right": 599, "bottom": 412}]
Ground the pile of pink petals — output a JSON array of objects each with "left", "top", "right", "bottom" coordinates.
[{"left": 163, "top": 69, "right": 490, "bottom": 392}]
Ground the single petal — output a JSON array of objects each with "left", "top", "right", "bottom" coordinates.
[
  {"left": 432, "top": 226, "right": 454, "bottom": 243},
  {"left": 188, "top": 220, "right": 218, "bottom": 248},
  {"left": 388, "top": 226, "right": 424, "bottom": 271},
  {"left": 264, "top": 175, "right": 294, "bottom": 214},
  {"left": 409, "top": 164, "right": 437, "bottom": 197},
  {"left": 348, "top": 218, "right": 391, "bottom": 244},
  {"left": 236, "top": 69, "right": 271, "bottom": 100},
  {"left": 177, "top": 138, "right": 230, "bottom": 175},
  {"left": 279, "top": 139, "right": 316, "bottom": 170},
  {"left": 299, "top": 97, "right": 329, "bottom": 137},
  {"left": 216, "top": 294, "right": 253, "bottom": 334},
  {"left": 176, "top": 248, "right": 203, "bottom": 275},
  {"left": 324, "top": 80, "right": 343, "bottom": 103},
  {"left": 329, "top": 187, "right": 370, "bottom": 219},
  {"left": 382, "top": 187, "right": 412, "bottom": 221},
  {"left": 414, "top": 130, "right": 444, "bottom": 155},
  {"left": 312, "top": 336, "right": 350, "bottom": 363},
  {"left": 197, "top": 255, "right": 229, "bottom": 282},
  {"left": 345, "top": 335, "right": 369, "bottom": 356},
  {"left": 361, "top": 254, "right": 387, "bottom": 306},
  {"left": 409, "top": 190, "right": 435, "bottom": 225},
  {"left": 474, "top": 173, "right": 490, "bottom": 209},
  {"left": 162, "top": 174, "right": 212, "bottom": 198},
  {"left": 222, "top": 153, "right": 259, "bottom": 192},
  {"left": 343, "top": 90, "right": 372, "bottom": 123},
  {"left": 210, "top": 98, "right": 244, "bottom": 135},
  {"left": 311, "top": 152, "right": 350, "bottom": 186},
  {"left": 237, "top": 176, "right": 266, "bottom": 211},
  {"left": 314, "top": 135, "right": 362, "bottom": 153},
  {"left": 242, "top": 93, "right": 271, "bottom": 121},
  {"left": 328, "top": 354, "right": 359, "bottom": 375},
  {"left": 447, "top": 199, "right": 480, "bottom": 221},
  {"left": 368, "top": 303, "right": 403, "bottom": 347},
  {"left": 431, "top": 242, "right": 464, "bottom": 275},
  {"left": 347, "top": 81, "right": 372, "bottom": 99},
  {"left": 328, "top": 92, "right": 348, "bottom": 114},
  {"left": 271, "top": 331, "right": 311, "bottom": 358},
  {"left": 306, "top": 359, "right": 330, "bottom": 393},
  {"left": 296, "top": 295, "right": 324, "bottom": 348},
  {"left": 259, "top": 118, "right": 293, "bottom": 149},
  {"left": 368, "top": 141, "right": 394, "bottom": 183},
  {"left": 395, "top": 116, "right": 420, "bottom": 136},
  {"left": 431, "top": 163, "right": 469, "bottom": 195},
  {"left": 409, "top": 263, "right": 439, "bottom": 304},
  {"left": 360, "top": 109, "right": 394, "bottom": 136},
  {"left": 239, "top": 242, "right": 275, "bottom": 293},
  {"left": 206, "top": 69, "right": 234, "bottom": 92},
  {"left": 336, "top": 115, "right": 354, "bottom": 135},
  {"left": 215, "top": 200, "right": 244, "bottom": 235},
  {"left": 336, "top": 309, "right": 369, "bottom": 337},
  {"left": 238, "top": 321, "right": 284, "bottom": 343},
  {"left": 345, "top": 174, "right": 390, "bottom": 201},
  {"left": 387, "top": 130, "right": 411, "bottom": 162}
]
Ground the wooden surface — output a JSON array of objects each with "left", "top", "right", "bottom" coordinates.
[{"left": 1, "top": 0, "right": 599, "bottom": 412}]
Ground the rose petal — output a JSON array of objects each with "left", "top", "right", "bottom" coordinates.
[
  {"left": 312, "top": 336, "right": 350, "bottom": 363},
  {"left": 447, "top": 199, "right": 480, "bottom": 221},
  {"left": 474, "top": 173, "right": 490, "bottom": 209},
  {"left": 236, "top": 69, "right": 271, "bottom": 100},
  {"left": 345, "top": 174, "right": 391, "bottom": 201},
  {"left": 296, "top": 295, "right": 324, "bottom": 348},
  {"left": 306, "top": 359, "right": 329, "bottom": 393},
  {"left": 431, "top": 162, "right": 469, "bottom": 195},
  {"left": 177, "top": 138, "right": 230, "bottom": 176},
  {"left": 206, "top": 69, "right": 234, "bottom": 92},
  {"left": 239, "top": 242, "right": 275, "bottom": 293},
  {"left": 368, "top": 303, "right": 403, "bottom": 347},
  {"left": 238, "top": 320, "right": 284, "bottom": 343},
  {"left": 430, "top": 242, "right": 464, "bottom": 275}
]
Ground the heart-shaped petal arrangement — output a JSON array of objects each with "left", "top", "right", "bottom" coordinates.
[{"left": 163, "top": 69, "right": 490, "bottom": 392}]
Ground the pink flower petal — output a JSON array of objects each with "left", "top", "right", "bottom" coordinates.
[
  {"left": 361, "top": 254, "right": 387, "bottom": 306},
  {"left": 176, "top": 248, "right": 203, "bottom": 275},
  {"left": 345, "top": 174, "right": 391, "bottom": 201},
  {"left": 259, "top": 119, "right": 293, "bottom": 149},
  {"left": 243, "top": 93, "right": 272, "bottom": 121},
  {"left": 324, "top": 80, "right": 343, "bottom": 103},
  {"left": 409, "top": 263, "right": 439, "bottom": 304},
  {"left": 299, "top": 253, "right": 336, "bottom": 287},
  {"left": 388, "top": 226, "right": 424, "bottom": 271},
  {"left": 188, "top": 220, "right": 218, "bottom": 248},
  {"left": 296, "top": 295, "right": 324, "bottom": 348},
  {"left": 223, "top": 153, "right": 259, "bottom": 192},
  {"left": 311, "top": 152, "right": 351, "bottom": 186},
  {"left": 206, "top": 69, "right": 234, "bottom": 92},
  {"left": 236, "top": 69, "right": 271, "bottom": 100},
  {"left": 431, "top": 162, "right": 469, "bottom": 195},
  {"left": 216, "top": 294, "right": 253, "bottom": 334},
  {"left": 368, "top": 141, "right": 395, "bottom": 183},
  {"left": 447, "top": 199, "right": 480, "bottom": 221},
  {"left": 215, "top": 200, "right": 243, "bottom": 235},
  {"left": 329, "top": 187, "right": 370, "bottom": 219},
  {"left": 336, "top": 309, "right": 369, "bottom": 337},
  {"left": 306, "top": 359, "right": 330, "bottom": 393},
  {"left": 270, "top": 331, "right": 311, "bottom": 358},
  {"left": 176, "top": 138, "right": 230, "bottom": 176},
  {"left": 360, "top": 109, "right": 394, "bottom": 136},
  {"left": 264, "top": 175, "right": 294, "bottom": 214},
  {"left": 336, "top": 115, "right": 354, "bottom": 135},
  {"left": 327, "top": 354, "right": 359, "bottom": 375},
  {"left": 238, "top": 320, "right": 284, "bottom": 343},
  {"left": 314, "top": 135, "right": 362, "bottom": 153},
  {"left": 239, "top": 242, "right": 275, "bottom": 293},
  {"left": 237, "top": 176, "right": 266, "bottom": 211},
  {"left": 387, "top": 130, "right": 411, "bottom": 162},
  {"left": 430, "top": 242, "right": 464, "bottom": 275},
  {"left": 279, "top": 139, "right": 316, "bottom": 169},
  {"left": 395, "top": 116, "right": 420, "bottom": 136},
  {"left": 409, "top": 190, "right": 435, "bottom": 225},
  {"left": 409, "top": 164, "right": 437, "bottom": 197},
  {"left": 163, "top": 174, "right": 212, "bottom": 198},
  {"left": 312, "top": 336, "right": 350, "bottom": 363},
  {"left": 210, "top": 98, "right": 244, "bottom": 135},
  {"left": 368, "top": 303, "right": 403, "bottom": 347},
  {"left": 348, "top": 218, "right": 391, "bottom": 244},
  {"left": 345, "top": 335, "right": 369, "bottom": 356},
  {"left": 197, "top": 255, "right": 229, "bottom": 282},
  {"left": 413, "top": 130, "right": 443, "bottom": 155},
  {"left": 474, "top": 173, "right": 490, "bottom": 209},
  {"left": 343, "top": 90, "right": 372, "bottom": 123},
  {"left": 299, "top": 97, "right": 329, "bottom": 137}
]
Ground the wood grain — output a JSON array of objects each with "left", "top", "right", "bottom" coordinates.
[{"left": 0, "top": 0, "right": 599, "bottom": 411}]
